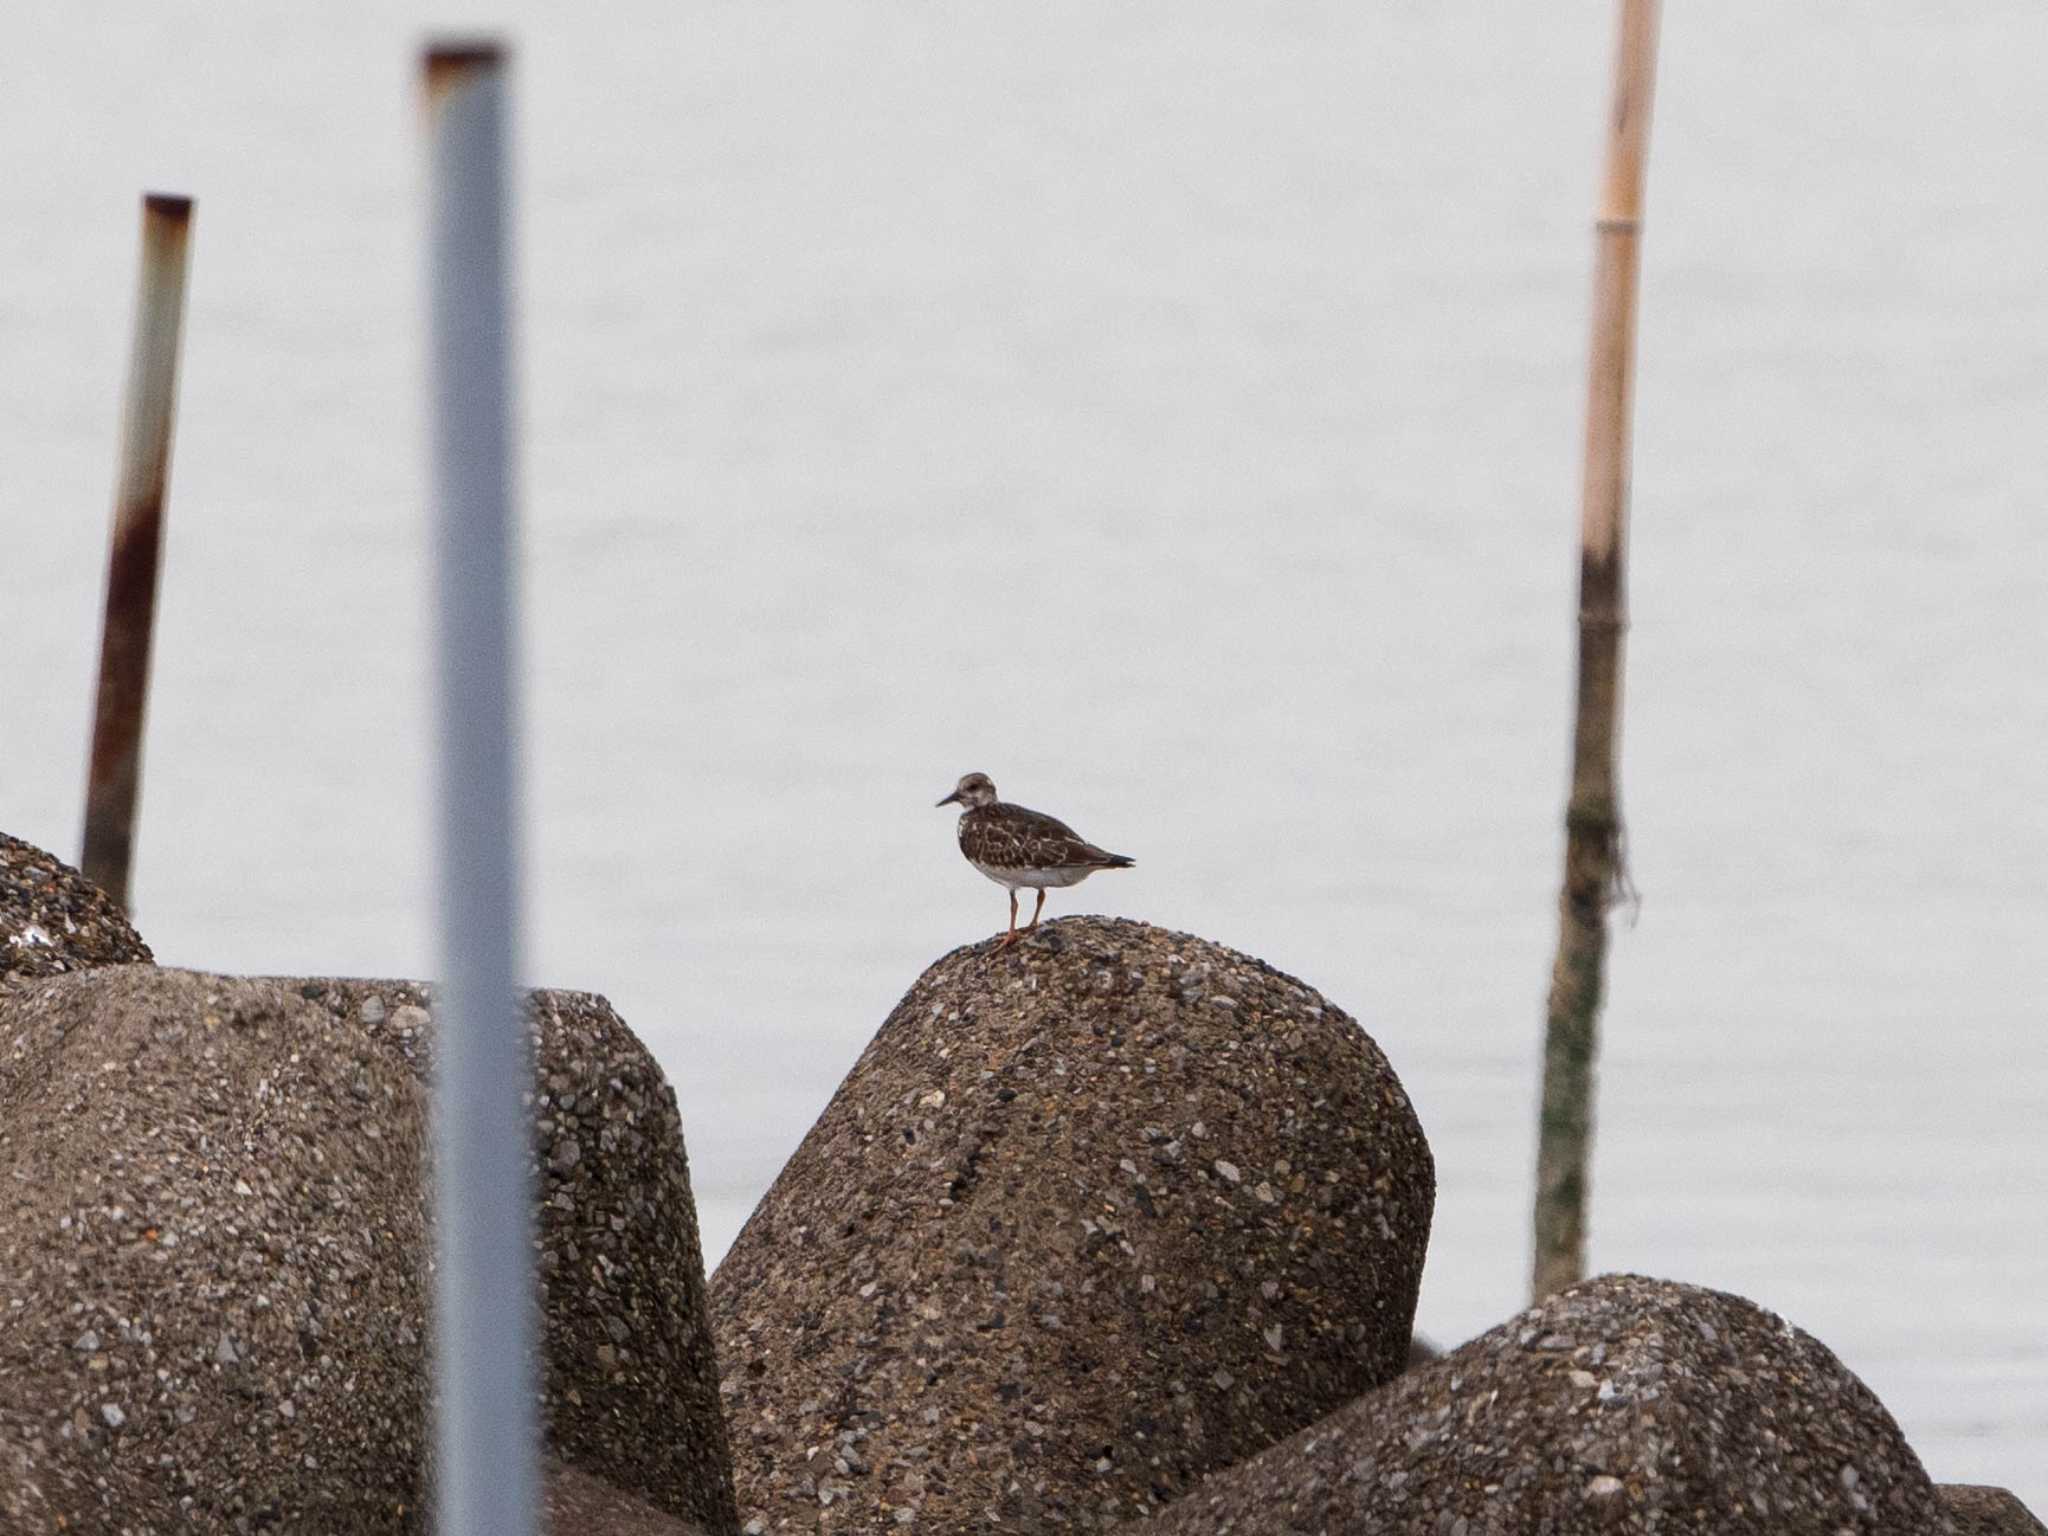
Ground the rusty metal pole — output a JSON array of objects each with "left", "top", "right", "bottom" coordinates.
[
  {"left": 423, "top": 40, "right": 540, "bottom": 1536},
  {"left": 80, "top": 193, "right": 194, "bottom": 910}
]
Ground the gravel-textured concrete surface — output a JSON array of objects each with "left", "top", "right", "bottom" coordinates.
[
  {"left": 0, "top": 967, "right": 429, "bottom": 1531},
  {"left": 712, "top": 915, "right": 1435, "bottom": 1533},
  {"left": 287, "top": 977, "right": 737, "bottom": 1533},
  {"left": 545, "top": 1459, "right": 714, "bottom": 1536},
  {"left": 1, "top": 831, "right": 153, "bottom": 981},
  {"left": 1142, "top": 1272, "right": 1954, "bottom": 1535},
  {"left": 0, "top": 966, "right": 736, "bottom": 1534},
  {"left": 1941, "top": 1484, "right": 2047, "bottom": 1535}
]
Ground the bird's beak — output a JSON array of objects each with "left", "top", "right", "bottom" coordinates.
[{"left": 935, "top": 790, "right": 961, "bottom": 808}]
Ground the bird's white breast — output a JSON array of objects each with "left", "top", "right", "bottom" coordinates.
[{"left": 970, "top": 860, "right": 1093, "bottom": 891}]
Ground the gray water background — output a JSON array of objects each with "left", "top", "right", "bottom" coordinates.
[{"left": 4, "top": 0, "right": 2043, "bottom": 1501}]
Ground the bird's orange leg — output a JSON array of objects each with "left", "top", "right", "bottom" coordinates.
[
  {"left": 1022, "top": 888, "right": 1047, "bottom": 934},
  {"left": 996, "top": 889, "right": 1019, "bottom": 950}
]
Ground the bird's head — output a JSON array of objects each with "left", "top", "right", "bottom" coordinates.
[{"left": 936, "top": 771, "right": 998, "bottom": 810}]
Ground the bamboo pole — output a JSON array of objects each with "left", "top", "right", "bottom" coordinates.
[
  {"left": 1531, "top": 0, "right": 1661, "bottom": 1304},
  {"left": 423, "top": 40, "right": 540, "bottom": 1536},
  {"left": 80, "top": 193, "right": 195, "bottom": 911}
]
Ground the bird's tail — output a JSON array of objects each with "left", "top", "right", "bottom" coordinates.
[{"left": 1098, "top": 853, "right": 1136, "bottom": 869}]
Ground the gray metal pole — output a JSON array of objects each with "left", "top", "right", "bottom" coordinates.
[
  {"left": 82, "top": 192, "right": 194, "bottom": 910},
  {"left": 423, "top": 41, "right": 539, "bottom": 1536}
]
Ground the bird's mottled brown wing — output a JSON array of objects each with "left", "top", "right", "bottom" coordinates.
[{"left": 961, "top": 803, "right": 1122, "bottom": 871}]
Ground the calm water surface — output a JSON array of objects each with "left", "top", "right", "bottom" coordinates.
[{"left": 3, "top": 0, "right": 2043, "bottom": 1503}]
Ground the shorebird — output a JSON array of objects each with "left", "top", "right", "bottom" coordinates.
[{"left": 935, "top": 772, "right": 1135, "bottom": 949}]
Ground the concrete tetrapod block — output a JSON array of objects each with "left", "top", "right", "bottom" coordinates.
[
  {"left": 712, "top": 916, "right": 1435, "bottom": 1533},
  {"left": 285, "top": 978, "right": 739, "bottom": 1534},
  {"left": 545, "top": 1459, "right": 715, "bottom": 1536},
  {"left": 1941, "top": 1484, "right": 2046, "bottom": 1536},
  {"left": 0, "top": 967, "right": 737, "bottom": 1533},
  {"left": 1, "top": 831, "right": 153, "bottom": 981},
  {"left": 0, "top": 968, "right": 429, "bottom": 1530},
  {"left": 1140, "top": 1272, "right": 1956, "bottom": 1536}
]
